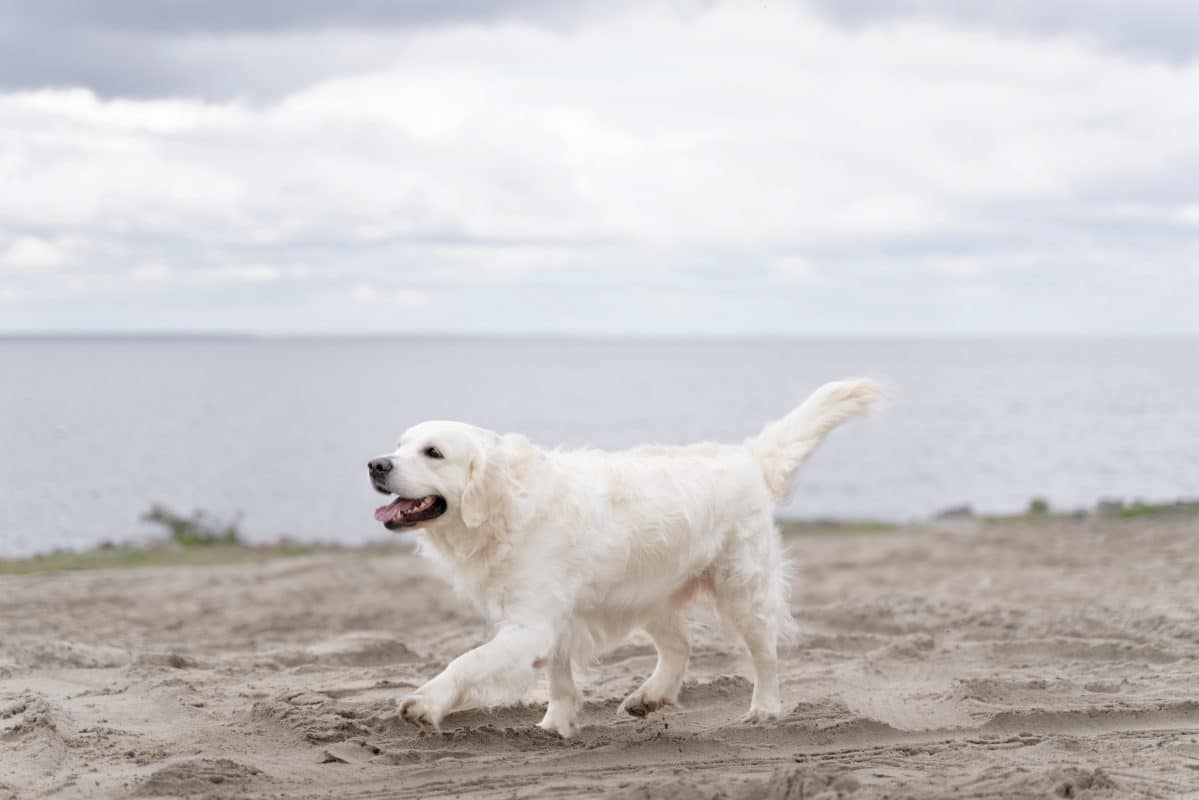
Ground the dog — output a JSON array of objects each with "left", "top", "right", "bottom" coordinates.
[{"left": 367, "top": 378, "right": 884, "bottom": 737}]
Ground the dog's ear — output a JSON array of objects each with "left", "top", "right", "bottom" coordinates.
[
  {"left": 459, "top": 440, "right": 493, "bottom": 529},
  {"left": 460, "top": 433, "right": 533, "bottom": 530}
]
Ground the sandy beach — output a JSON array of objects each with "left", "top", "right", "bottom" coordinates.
[{"left": 3, "top": 515, "right": 1198, "bottom": 799}]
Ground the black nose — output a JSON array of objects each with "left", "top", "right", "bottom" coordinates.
[{"left": 368, "top": 458, "right": 393, "bottom": 476}]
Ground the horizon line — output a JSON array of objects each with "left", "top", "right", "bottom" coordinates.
[{"left": 2, "top": 330, "right": 1198, "bottom": 343}]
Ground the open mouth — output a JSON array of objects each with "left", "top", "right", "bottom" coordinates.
[{"left": 373, "top": 495, "right": 447, "bottom": 530}]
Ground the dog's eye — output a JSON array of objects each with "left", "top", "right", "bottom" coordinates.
[{"left": 423, "top": 446, "right": 444, "bottom": 460}]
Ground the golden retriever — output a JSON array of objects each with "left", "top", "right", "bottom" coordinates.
[{"left": 367, "top": 378, "right": 884, "bottom": 737}]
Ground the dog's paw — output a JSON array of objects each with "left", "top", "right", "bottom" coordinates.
[
  {"left": 619, "top": 689, "right": 673, "bottom": 718},
  {"left": 740, "top": 706, "right": 782, "bottom": 725},
  {"left": 398, "top": 694, "right": 441, "bottom": 730},
  {"left": 539, "top": 714, "right": 575, "bottom": 738},
  {"left": 537, "top": 707, "right": 577, "bottom": 739}
]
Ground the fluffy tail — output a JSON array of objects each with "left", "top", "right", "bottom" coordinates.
[{"left": 746, "top": 378, "right": 886, "bottom": 500}]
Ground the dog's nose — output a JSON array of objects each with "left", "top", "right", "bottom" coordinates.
[{"left": 368, "top": 458, "right": 393, "bottom": 475}]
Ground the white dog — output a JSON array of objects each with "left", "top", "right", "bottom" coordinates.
[{"left": 367, "top": 379, "right": 884, "bottom": 737}]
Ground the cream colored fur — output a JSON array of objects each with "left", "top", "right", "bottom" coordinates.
[{"left": 369, "top": 378, "right": 885, "bottom": 737}]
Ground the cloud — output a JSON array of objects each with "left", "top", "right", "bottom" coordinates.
[
  {"left": 1, "top": 2, "right": 1195, "bottom": 102},
  {"left": 1, "top": 2, "right": 1198, "bottom": 334},
  {"left": 127, "top": 264, "right": 172, "bottom": 283},
  {"left": 771, "top": 255, "right": 815, "bottom": 282},
  {"left": 206, "top": 265, "right": 284, "bottom": 283},
  {"left": 350, "top": 284, "right": 433, "bottom": 307},
  {"left": 0, "top": 0, "right": 613, "bottom": 35},
  {"left": 804, "top": 0, "right": 1199, "bottom": 62},
  {"left": 0, "top": 0, "right": 646, "bottom": 99},
  {"left": 1, "top": 235, "right": 67, "bottom": 269}
]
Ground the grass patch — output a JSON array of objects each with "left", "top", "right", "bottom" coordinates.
[
  {"left": 979, "top": 497, "right": 1199, "bottom": 525},
  {"left": 0, "top": 541, "right": 326, "bottom": 576},
  {"left": 778, "top": 518, "right": 898, "bottom": 537},
  {"left": 1103, "top": 499, "right": 1199, "bottom": 520},
  {"left": 142, "top": 504, "right": 242, "bottom": 548},
  {"left": 0, "top": 503, "right": 338, "bottom": 576},
  {"left": 1115, "top": 502, "right": 1167, "bottom": 519},
  {"left": 1027, "top": 497, "right": 1050, "bottom": 516}
]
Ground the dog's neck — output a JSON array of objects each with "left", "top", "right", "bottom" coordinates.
[
  {"left": 416, "top": 439, "right": 551, "bottom": 610},
  {"left": 416, "top": 518, "right": 516, "bottom": 619},
  {"left": 421, "top": 518, "right": 507, "bottom": 565}
]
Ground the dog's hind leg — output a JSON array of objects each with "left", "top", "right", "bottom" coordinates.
[
  {"left": 620, "top": 606, "right": 691, "bottom": 717},
  {"left": 537, "top": 652, "right": 581, "bottom": 738},
  {"left": 713, "top": 517, "right": 787, "bottom": 722},
  {"left": 723, "top": 602, "right": 780, "bottom": 721}
]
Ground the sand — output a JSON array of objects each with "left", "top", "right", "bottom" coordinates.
[{"left": 2, "top": 516, "right": 1199, "bottom": 799}]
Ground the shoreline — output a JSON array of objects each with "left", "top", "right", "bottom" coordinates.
[{"left": 4, "top": 497, "right": 1196, "bottom": 575}]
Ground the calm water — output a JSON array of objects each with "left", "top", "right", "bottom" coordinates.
[{"left": 1, "top": 337, "right": 1196, "bottom": 558}]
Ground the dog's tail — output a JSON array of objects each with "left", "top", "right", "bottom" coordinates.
[{"left": 746, "top": 378, "right": 886, "bottom": 501}]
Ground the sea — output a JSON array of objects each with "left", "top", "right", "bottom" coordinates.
[{"left": 1, "top": 337, "right": 1196, "bottom": 558}]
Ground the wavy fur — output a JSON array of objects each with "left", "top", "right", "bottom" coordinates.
[{"left": 368, "top": 378, "right": 885, "bottom": 737}]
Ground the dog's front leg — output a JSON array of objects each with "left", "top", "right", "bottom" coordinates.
[
  {"left": 537, "top": 653, "right": 581, "bottom": 738},
  {"left": 399, "top": 622, "right": 555, "bottom": 730}
]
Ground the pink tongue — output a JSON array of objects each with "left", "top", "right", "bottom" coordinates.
[{"left": 375, "top": 499, "right": 412, "bottom": 522}]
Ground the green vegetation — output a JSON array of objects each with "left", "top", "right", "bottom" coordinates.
[
  {"left": 0, "top": 541, "right": 324, "bottom": 576},
  {"left": 981, "top": 497, "right": 1199, "bottom": 525},
  {"left": 6, "top": 497, "right": 1196, "bottom": 577},
  {"left": 1101, "top": 499, "right": 1199, "bottom": 519},
  {"left": 142, "top": 504, "right": 242, "bottom": 547},
  {"left": 0, "top": 503, "right": 331, "bottom": 576},
  {"left": 1027, "top": 497, "right": 1050, "bottom": 515},
  {"left": 1115, "top": 503, "right": 1165, "bottom": 519},
  {"left": 778, "top": 518, "right": 897, "bottom": 537}
]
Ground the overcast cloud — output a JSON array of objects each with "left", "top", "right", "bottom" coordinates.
[{"left": 1, "top": 0, "right": 1197, "bottom": 335}]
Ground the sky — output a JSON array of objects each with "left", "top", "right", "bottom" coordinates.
[{"left": 1, "top": 0, "right": 1197, "bottom": 336}]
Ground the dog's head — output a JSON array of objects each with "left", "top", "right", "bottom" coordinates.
[{"left": 367, "top": 420, "right": 520, "bottom": 532}]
